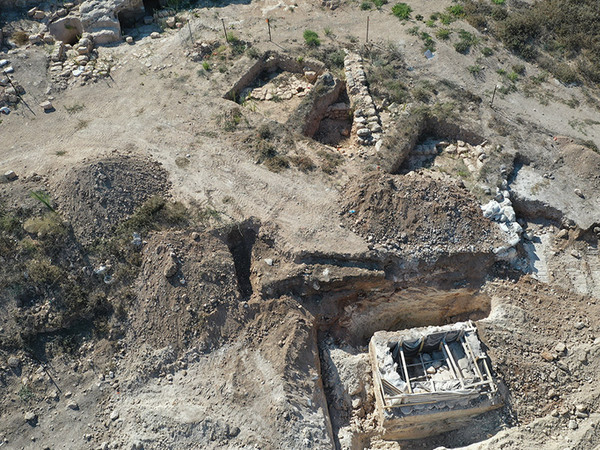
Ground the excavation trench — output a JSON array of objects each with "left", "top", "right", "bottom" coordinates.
[
  {"left": 386, "top": 116, "right": 485, "bottom": 175},
  {"left": 276, "top": 253, "right": 497, "bottom": 448}
]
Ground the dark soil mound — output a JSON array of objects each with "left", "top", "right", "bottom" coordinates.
[
  {"left": 55, "top": 156, "right": 170, "bottom": 243},
  {"left": 341, "top": 172, "right": 502, "bottom": 253}
]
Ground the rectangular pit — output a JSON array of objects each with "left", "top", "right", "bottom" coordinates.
[{"left": 369, "top": 321, "right": 502, "bottom": 440}]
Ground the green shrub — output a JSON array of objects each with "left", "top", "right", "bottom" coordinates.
[
  {"left": 246, "top": 47, "right": 260, "bottom": 59},
  {"left": 436, "top": 28, "right": 451, "bottom": 40},
  {"left": 303, "top": 30, "right": 321, "bottom": 47},
  {"left": 492, "top": 0, "right": 505, "bottom": 4},
  {"left": 507, "top": 71, "right": 519, "bottom": 82},
  {"left": 454, "top": 30, "right": 478, "bottom": 54},
  {"left": 360, "top": 1, "right": 371, "bottom": 10},
  {"left": 439, "top": 13, "right": 455, "bottom": 25},
  {"left": 481, "top": 47, "right": 494, "bottom": 56},
  {"left": 468, "top": 65, "right": 483, "bottom": 75},
  {"left": 421, "top": 32, "right": 435, "bottom": 51},
  {"left": 447, "top": 5, "right": 464, "bottom": 17},
  {"left": 372, "top": 0, "right": 387, "bottom": 8},
  {"left": 408, "top": 26, "right": 420, "bottom": 36},
  {"left": 454, "top": 41, "right": 470, "bottom": 54},
  {"left": 202, "top": 61, "right": 211, "bottom": 71},
  {"left": 391, "top": 3, "right": 412, "bottom": 20}
]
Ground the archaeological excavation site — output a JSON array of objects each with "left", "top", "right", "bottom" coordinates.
[{"left": 1, "top": 0, "right": 600, "bottom": 448}]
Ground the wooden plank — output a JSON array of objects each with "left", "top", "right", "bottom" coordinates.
[
  {"left": 443, "top": 341, "right": 465, "bottom": 389},
  {"left": 461, "top": 335, "right": 485, "bottom": 382}
]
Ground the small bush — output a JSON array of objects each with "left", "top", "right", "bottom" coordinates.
[
  {"left": 289, "top": 155, "right": 316, "bottom": 172},
  {"left": 468, "top": 65, "right": 483, "bottom": 75},
  {"left": 553, "top": 64, "right": 579, "bottom": 85},
  {"left": 325, "top": 49, "right": 346, "bottom": 69},
  {"left": 420, "top": 32, "right": 435, "bottom": 52},
  {"left": 317, "top": 150, "right": 344, "bottom": 174},
  {"left": 246, "top": 47, "right": 260, "bottom": 59},
  {"left": 507, "top": 71, "right": 519, "bottom": 82},
  {"left": 436, "top": 28, "right": 451, "bottom": 40},
  {"left": 264, "top": 155, "right": 289, "bottom": 173},
  {"left": 26, "top": 257, "right": 62, "bottom": 286},
  {"left": 202, "top": 61, "right": 211, "bottom": 71},
  {"left": 447, "top": 5, "right": 465, "bottom": 17},
  {"left": 512, "top": 64, "right": 526, "bottom": 75},
  {"left": 12, "top": 31, "right": 29, "bottom": 46},
  {"left": 481, "top": 47, "right": 494, "bottom": 56},
  {"left": 391, "top": 3, "right": 412, "bottom": 20},
  {"left": 439, "top": 13, "right": 455, "bottom": 25},
  {"left": 454, "top": 41, "right": 470, "bottom": 54},
  {"left": 372, "top": 0, "right": 387, "bottom": 8},
  {"left": 491, "top": 6, "right": 508, "bottom": 21},
  {"left": 492, "top": 0, "right": 505, "bottom": 4},
  {"left": 23, "top": 213, "right": 67, "bottom": 246},
  {"left": 303, "top": 30, "right": 321, "bottom": 47},
  {"left": 360, "top": 1, "right": 371, "bottom": 10}
]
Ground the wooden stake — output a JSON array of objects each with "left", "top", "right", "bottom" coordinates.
[
  {"left": 490, "top": 85, "right": 497, "bottom": 107},
  {"left": 222, "top": 18, "right": 228, "bottom": 43},
  {"left": 267, "top": 19, "right": 272, "bottom": 42},
  {"left": 366, "top": 16, "right": 370, "bottom": 43}
]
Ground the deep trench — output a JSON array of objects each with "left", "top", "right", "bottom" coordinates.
[
  {"left": 224, "top": 223, "right": 257, "bottom": 299},
  {"left": 391, "top": 118, "right": 485, "bottom": 175}
]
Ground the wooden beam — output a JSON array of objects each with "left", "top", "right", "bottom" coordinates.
[
  {"left": 461, "top": 335, "right": 485, "bottom": 382},
  {"left": 443, "top": 341, "right": 465, "bottom": 389}
]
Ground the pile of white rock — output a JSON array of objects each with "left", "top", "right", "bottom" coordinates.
[{"left": 482, "top": 188, "right": 522, "bottom": 259}]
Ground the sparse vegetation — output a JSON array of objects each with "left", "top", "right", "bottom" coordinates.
[
  {"left": 218, "top": 107, "right": 245, "bottom": 131},
  {"left": 317, "top": 149, "right": 344, "bottom": 174},
  {"left": 460, "top": 0, "right": 600, "bottom": 85},
  {"left": 64, "top": 103, "right": 85, "bottom": 114}
]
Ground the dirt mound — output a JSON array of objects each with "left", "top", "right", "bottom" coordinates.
[
  {"left": 55, "top": 156, "right": 170, "bottom": 243},
  {"left": 341, "top": 172, "right": 503, "bottom": 254},
  {"left": 480, "top": 277, "right": 600, "bottom": 425},
  {"left": 129, "top": 229, "right": 243, "bottom": 353}
]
